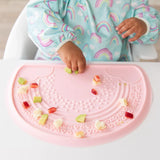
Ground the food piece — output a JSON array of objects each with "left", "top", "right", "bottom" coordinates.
[
  {"left": 33, "top": 96, "right": 42, "bottom": 103},
  {"left": 95, "top": 120, "right": 106, "bottom": 130},
  {"left": 125, "top": 112, "right": 134, "bottom": 119},
  {"left": 53, "top": 119, "right": 63, "bottom": 128},
  {"left": 18, "top": 77, "right": 27, "bottom": 85},
  {"left": 119, "top": 98, "right": 128, "bottom": 107},
  {"left": 75, "top": 70, "right": 79, "bottom": 74},
  {"left": 18, "top": 85, "right": 29, "bottom": 94},
  {"left": 74, "top": 131, "right": 85, "bottom": 138},
  {"left": 92, "top": 75, "right": 101, "bottom": 85},
  {"left": 91, "top": 88, "right": 98, "bottom": 95},
  {"left": 30, "top": 83, "right": 38, "bottom": 88},
  {"left": 64, "top": 67, "right": 72, "bottom": 74},
  {"left": 22, "top": 101, "right": 30, "bottom": 109},
  {"left": 33, "top": 108, "right": 43, "bottom": 119},
  {"left": 39, "top": 114, "right": 48, "bottom": 125},
  {"left": 76, "top": 114, "right": 86, "bottom": 123},
  {"left": 48, "top": 107, "right": 57, "bottom": 114}
]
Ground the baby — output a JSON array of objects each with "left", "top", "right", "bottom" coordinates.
[{"left": 27, "top": 0, "right": 160, "bottom": 73}]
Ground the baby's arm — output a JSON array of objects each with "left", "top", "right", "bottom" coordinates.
[
  {"left": 117, "top": 0, "right": 160, "bottom": 44},
  {"left": 27, "top": 0, "right": 86, "bottom": 72}
]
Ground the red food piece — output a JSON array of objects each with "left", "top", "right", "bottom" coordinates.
[
  {"left": 91, "top": 89, "right": 98, "bottom": 95},
  {"left": 48, "top": 107, "right": 57, "bottom": 113},
  {"left": 30, "top": 83, "right": 38, "bottom": 88},
  {"left": 22, "top": 101, "right": 30, "bottom": 109},
  {"left": 94, "top": 75, "right": 100, "bottom": 82},
  {"left": 125, "top": 112, "right": 134, "bottom": 119}
]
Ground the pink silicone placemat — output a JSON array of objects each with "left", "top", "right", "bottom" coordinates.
[{"left": 9, "top": 64, "right": 152, "bottom": 147}]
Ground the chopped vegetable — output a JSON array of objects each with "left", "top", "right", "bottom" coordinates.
[
  {"left": 18, "top": 77, "right": 27, "bottom": 85},
  {"left": 22, "top": 101, "right": 30, "bottom": 109},
  {"left": 91, "top": 88, "right": 98, "bottom": 95},
  {"left": 53, "top": 119, "right": 63, "bottom": 128},
  {"left": 48, "top": 107, "right": 57, "bottom": 114},
  {"left": 33, "top": 96, "right": 42, "bottom": 103},
  {"left": 39, "top": 114, "right": 48, "bottom": 125},
  {"left": 64, "top": 67, "right": 72, "bottom": 74},
  {"left": 95, "top": 120, "right": 106, "bottom": 130},
  {"left": 33, "top": 108, "right": 43, "bottom": 119},
  {"left": 125, "top": 112, "right": 134, "bottom": 119},
  {"left": 74, "top": 131, "right": 85, "bottom": 138},
  {"left": 18, "top": 85, "right": 29, "bottom": 94},
  {"left": 76, "top": 114, "right": 86, "bottom": 123},
  {"left": 30, "top": 83, "right": 38, "bottom": 88}
]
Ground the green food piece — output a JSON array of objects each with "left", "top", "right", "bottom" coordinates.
[
  {"left": 18, "top": 77, "right": 27, "bottom": 85},
  {"left": 39, "top": 114, "right": 48, "bottom": 125},
  {"left": 33, "top": 96, "right": 42, "bottom": 103},
  {"left": 76, "top": 114, "right": 86, "bottom": 123},
  {"left": 75, "top": 70, "right": 79, "bottom": 74},
  {"left": 65, "top": 67, "right": 72, "bottom": 74}
]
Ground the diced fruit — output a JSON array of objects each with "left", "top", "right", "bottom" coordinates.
[
  {"left": 64, "top": 67, "right": 72, "bottom": 74},
  {"left": 33, "top": 108, "right": 43, "bottom": 119},
  {"left": 74, "top": 131, "right": 85, "bottom": 138},
  {"left": 92, "top": 79, "right": 101, "bottom": 86},
  {"left": 48, "top": 107, "right": 57, "bottom": 114},
  {"left": 75, "top": 70, "right": 79, "bottom": 74},
  {"left": 95, "top": 120, "right": 106, "bottom": 130},
  {"left": 119, "top": 98, "right": 128, "bottom": 107},
  {"left": 30, "top": 83, "right": 38, "bottom": 88},
  {"left": 125, "top": 112, "right": 134, "bottom": 119},
  {"left": 18, "top": 77, "right": 27, "bottom": 85},
  {"left": 33, "top": 96, "right": 42, "bottom": 103},
  {"left": 18, "top": 85, "right": 29, "bottom": 94},
  {"left": 94, "top": 75, "right": 100, "bottom": 82},
  {"left": 91, "top": 88, "right": 98, "bottom": 95},
  {"left": 53, "top": 119, "right": 63, "bottom": 128},
  {"left": 39, "top": 114, "right": 48, "bottom": 125},
  {"left": 76, "top": 114, "right": 86, "bottom": 123},
  {"left": 22, "top": 101, "right": 30, "bottom": 109}
]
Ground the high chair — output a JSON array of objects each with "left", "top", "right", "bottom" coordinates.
[{"left": 3, "top": 4, "right": 158, "bottom": 61}]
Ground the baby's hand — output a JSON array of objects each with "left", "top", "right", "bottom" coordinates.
[
  {"left": 57, "top": 41, "right": 86, "bottom": 73},
  {"left": 116, "top": 17, "right": 147, "bottom": 42}
]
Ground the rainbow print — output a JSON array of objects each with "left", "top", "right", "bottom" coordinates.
[
  {"left": 90, "top": 33, "right": 102, "bottom": 43},
  {"left": 135, "top": 4, "right": 150, "bottom": 12},
  {"left": 76, "top": 2, "right": 86, "bottom": 11},
  {"left": 37, "top": 30, "right": 53, "bottom": 47},
  {"left": 149, "top": 14, "right": 156, "bottom": 19},
  {"left": 137, "top": 39, "right": 143, "bottom": 44},
  {"left": 122, "top": 3, "right": 130, "bottom": 10},
  {"left": 95, "top": 0, "right": 113, "bottom": 8},
  {"left": 94, "top": 48, "right": 113, "bottom": 60},
  {"left": 43, "top": 11, "right": 58, "bottom": 28},
  {"left": 83, "top": 44, "right": 89, "bottom": 50},
  {"left": 109, "top": 12, "right": 119, "bottom": 23},
  {"left": 46, "top": 0, "right": 57, "bottom": 10},
  {"left": 84, "top": 15, "right": 89, "bottom": 23},
  {"left": 96, "top": 21, "right": 112, "bottom": 32},
  {"left": 150, "top": 38, "right": 155, "bottom": 42},
  {"left": 74, "top": 25, "right": 84, "bottom": 35},
  {"left": 59, "top": 35, "right": 65, "bottom": 42},
  {"left": 66, "top": 6, "right": 75, "bottom": 19},
  {"left": 61, "top": 24, "right": 69, "bottom": 32},
  {"left": 150, "top": 25, "right": 159, "bottom": 32},
  {"left": 110, "top": 36, "right": 119, "bottom": 45}
]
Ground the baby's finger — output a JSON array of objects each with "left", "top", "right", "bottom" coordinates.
[
  {"left": 129, "top": 34, "right": 141, "bottom": 42},
  {"left": 71, "top": 60, "right": 78, "bottom": 72},
  {"left": 66, "top": 60, "right": 72, "bottom": 70},
  {"left": 118, "top": 23, "right": 133, "bottom": 34},
  {"left": 78, "top": 59, "right": 86, "bottom": 73},
  {"left": 116, "top": 20, "right": 127, "bottom": 30},
  {"left": 122, "top": 27, "right": 135, "bottom": 39}
]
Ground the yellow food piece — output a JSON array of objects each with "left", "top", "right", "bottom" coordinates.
[
  {"left": 76, "top": 114, "right": 86, "bottom": 123},
  {"left": 74, "top": 131, "right": 85, "bottom": 138},
  {"left": 53, "top": 119, "right": 63, "bottom": 128},
  {"left": 33, "top": 108, "right": 43, "bottom": 119},
  {"left": 119, "top": 98, "right": 128, "bottom": 107},
  {"left": 18, "top": 77, "right": 27, "bottom": 85},
  {"left": 39, "top": 114, "right": 48, "bottom": 125},
  {"left": 18, "top": 85, "right": 29, "bottom": 94},
  {"left": 95, "top": 120, "right": 106, "bottom": 130},
  {"left": 33, "top": 96, "right": 42, "bottom": 103}
]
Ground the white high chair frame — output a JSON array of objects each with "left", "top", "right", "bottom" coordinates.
[{"left": 3, "top": 4, "right": 158, "bottom": 61}]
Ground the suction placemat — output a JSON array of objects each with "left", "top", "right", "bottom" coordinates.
[{"left": 9, "top": 64, "right": 152, "bottom": 147}]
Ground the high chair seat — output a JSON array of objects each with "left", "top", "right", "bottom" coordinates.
[{"left": 3, "top": 4, "right": 158, "bottom": 61}]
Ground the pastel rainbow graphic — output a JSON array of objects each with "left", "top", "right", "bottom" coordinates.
[
  {"left": 94, "top": 48, "right": 113, "bottom": 60},
  {"left": 66, "top": 6, "right": 75, "bottom": 19},
  {"left": 110, "top": 36, "right": 119, "bottom": 45},
  {"left": 122, "top": 3, "right": 130, "bottom": 10},
  {"left": 37, "top": 30, "right": 53, "bottom": 47},
  {"left": 59, "top": 35, "right": 65, "bottom": 42},
  {"left": 61, "top": 24, "right": 69, "bottom": 32},
  {"left": 150, "top": 25, "right": 158, "bottom": 32},
  {"left": 150, "top": 38, "right": 155, "bottom": 42},
  {"left": 95, "top": 0, "right": 113, "bottom": 8},
  {"left": 76, "top": 2, "right": 86, "bottom": 11},
  {"left": 74, "top": 25, "right": 84, "bottom": 35},
  {"left": 90, "top": 33, "right": 102, "bottom": 43},
  {"left": 46, "top": 0, "right": 57, "bottom": 10},
  {"left": 96, "top": 21, "right": 112, "bottom": 32},
  {"left": 109, "top": 12, "right": 119, "bottom": 23},
  {"left": 149, "top": 14, "right": 156, "bottom": 19},
  {"left": 135, "top": 4, "right": 150, "bottom": 12},
  {"left": 43, "top": 11, "right": 58, "bottom": 28},
  {"left": 83, "top": 44, "right": 89, "bottom": 50},
  {"left": 84, "top": 15, "right": 89, "bottom": 22}
]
